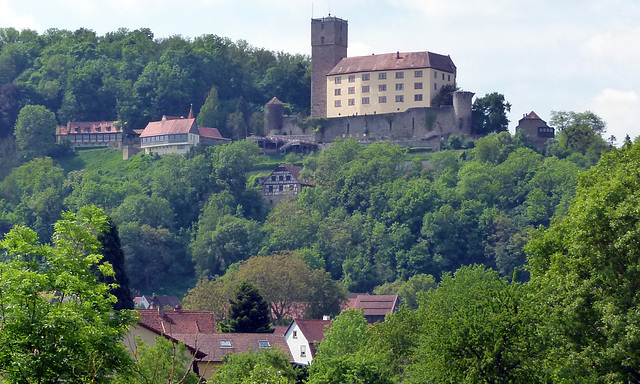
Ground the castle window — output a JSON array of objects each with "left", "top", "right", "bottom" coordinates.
[
  {"left": 395, "top": 83, "right": 404, "bottom": 91},
  {"left": 348, "top": 98, "right": 355, "bottom": 106},
  {"left": 334, "top": 100, "right": 342, "bottom": 107},
  {"left": 434, "top": 83, "right": 437, "bottom": 90},
  {"left": 379, "top": 73, "right": 387, "bottom": 80},
  {"left": 414, "top": 82, "right": 423, "bottom": 89},
  {"left": 395, "top": 95, "right": 404, "bottom": 102},
  {"left": 362, "top": 85, "right": 370, "bottom": 93},
  {"left": 348, "top": 87, "right": 355, "bottom": 94},
  {"left": 379, "top": 84, "right": 387, "bottom": 92},
  {"left": 395, "top": 71, "right": 404, "bottom": 79},
  {"left": 362, "top": 97, "right": 370, "bottom": 104},
  {"left": 434, "top": 71, "right": 438, "bottom": 78},
  {"left": 279, "top": 185, "right": 283, "bottom": 192},
  {"left": 334, "top": 77, "right": 341, "bottom": 84},
  {"left": 362, "top": 74, "right": 370, "bottom": 81},
  {"left": 286, "top": 175, "right": 291, "bottom": 181},
  {"left": 448, "top": 75, "right": 451, "bottom": 81},
  {"left": 348, "top": 75, "right": 356, "bottom": 82},
  {"left": 321, "top": 37, "right": 324, "bottom": 43},
  {"left": 379, "top": 96, "right": 387, "bottom": 103},
  {"left": 415, "top": 70, "right": 423, "bottom": 78},
  {"left": 414, "top": 94, "right": 423, "bottom": 101},
  {"left": 442, "top": 73, "right": 445, "bottom": 80},
  {"left": 335, "top": 88, "right": 341, "bottom": 96}
]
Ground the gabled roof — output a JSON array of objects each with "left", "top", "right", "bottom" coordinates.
[
  {"left": 140, "top": 118, "right": 198, "bottom": 137},
  {"left": 198, "top": 127, "right": 224, "bottom": 139},
  {"left": 294, "top": 319, "right": 331, "bottom": 344},
  {"left": 347, "top": 294, "right": 399, "bottom": 317},
  {"left": 173, "top": 333, "right": 292, "bottom": 363},
  {"left": 136, "top": 309, "right": 217, "bottom": 335},
  {"left": 263, "top": 163, "right": 314, "bottom": 186},
  {"left": 57, "top": 121, "right": 121, "bottom": 136},
  {"left": 328, "top": 51, "right": 456, "bottom": 76},
  {"left": 521, "top": 111, "right": 543, "bottom": 121}
]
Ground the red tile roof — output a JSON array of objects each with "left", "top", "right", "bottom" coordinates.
[
  {"left": 57, "top": 121, "right": 121, "bottom": 136},
  {"left": 198, "top": 127, "right": 223, "bottom": 139},
  {"left": 521, "top": 111, "right": 542, "bottom": 120},
  {"left": 173, "top": 333, "right": 292, "bottom": 363},
  {"left": 136, "top": 309, "right": 217, "bottom": 335},
  {"left": 344, "top": 294, "right": 399, "bottom": 318},
  {"left": 328, "top": 51, "right": 456, "bottom": 76},
  {"left": 295, "top": 319, "right": 331, "bottom": 344},
  {"left": 140, "top": 118, "right": 198, "bottom": 137}
]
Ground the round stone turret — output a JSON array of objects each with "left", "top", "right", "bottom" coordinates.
[
  {"left": 453, "top": 91, "right": 475, "bottom": 134},
  {"left": 265, "top": 97, "right": 284, "bottom": 134}
]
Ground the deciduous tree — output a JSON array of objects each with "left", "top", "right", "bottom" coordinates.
[{"left": 13, "top": 104, "right": 58, "bottom": 158}]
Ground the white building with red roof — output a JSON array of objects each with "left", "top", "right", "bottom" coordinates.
[
  {"left": 56, "top": 120, "right": 123, "bottom": 147},
  {"left": 140, "top": 116, "right": 200, "bottom": 155},
  {"left": 284, "top": 318, "right": 332, "bottom": 365}
]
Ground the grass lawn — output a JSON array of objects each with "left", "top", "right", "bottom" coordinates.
[{"left": 54, "top": 147, "right": 125, "bottom": 174}]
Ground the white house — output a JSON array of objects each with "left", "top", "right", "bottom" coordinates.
[
  {"left": 284, "top": 318, "right": 331, "bottom": 365},
  {"left": 140, "top": 116, "right": 200, "bottom": 155}
]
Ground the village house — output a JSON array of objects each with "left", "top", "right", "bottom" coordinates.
[
  {"left": 284, "top": 318, "right": 332, "bottom": 365},
  {"left": 134, "top": 294, "right": 182, "bottom": 309},
  {"left": 173, "top": 332, "right": 292, "bottom": 380},
  {"left": 345, "top": 294, "right": 399, "bottom": 323},
  {"left": 56, "top": 120, "right": 123, "bottom": 147},
  {"left": 515, "top": 111, "right": 555, "bottom": 150},
  {"left": 261, "top": 163, "right": 313, "bottom": 206}
]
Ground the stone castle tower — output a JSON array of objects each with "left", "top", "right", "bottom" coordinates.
[{"left": 311, "top": 16, "right": 348, "bottom": 117}]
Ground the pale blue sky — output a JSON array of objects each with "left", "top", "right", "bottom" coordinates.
[{"left": 2, "top": 0, "right": 639, "bottom": 143}]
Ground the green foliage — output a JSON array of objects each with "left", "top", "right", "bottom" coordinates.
[
  {"left": 526, "top": 141, "right": 640, "bottom": 382},
  {"left": 0, "top": 206, "right": 135, "bottom": 383},
  {"left": 114, "top": 336, "right": 199, "bottom": 384},
  {"left": 13, "top": 104, "right": 58, "bottom": 158},
  {"left": 374, "top": 273, "right": 436, "bottom": 308},
  {"left": 97, "top": 217, "right": 134, "bottom": 310},
  {"left": 431, "top": 83, "right": 459, "bottom": 107},
  {"left": 472, "top": 92, "right": 511, "bottom": 134},
  {"left": 406, "top": 265, "right": 542, "bottom": 384},
  {"left": 548, "top": 110, "right": 609, "bottom": 165},
  {"left": 210, "top": 347, "right": 296, "bottom": 384},
  {"left": 308, "top": 309, "right": 395, "bottom": 384},
  {"left": 223, "top": 280, "right": 273, "bottom": 333}
]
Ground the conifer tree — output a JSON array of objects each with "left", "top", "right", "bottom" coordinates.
[
  {"left": 222, "top": 281, "right": 273, "bottom": 333},
  {"left": 98, "top": 217, "right": 134, "bottom": 310}
]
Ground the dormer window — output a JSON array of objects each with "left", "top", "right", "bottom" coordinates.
[
  {"left": 74, "top": 127, "right": 80, "bottom": 133},
  {"left": 95, "top": 127, "right": 101, "bottom": 132},
  {"left": 220, "top": 340, "right": 232, "bottom": 348},
  {"left": 106, "top": 126, "right": 111, "bottom": 131}
]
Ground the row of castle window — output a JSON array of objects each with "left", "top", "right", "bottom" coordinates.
[
  {"left": 266, "top": 184, "right": 298, "bottom": 193},
  {"left": 64, "top": 133, "right": 122, "bottom": 142},
  {"left": 335, "top": 82, "right": 426, "bottom": 95},
  {"left": 335, "top": 70, "right": 450, "bottom": 84},
  {"left": 142, "top": 133, "right": 189, "bottom": 144},
  {"left": 335, "top": 94, "right": 422, "bottom": 107},
  {"left": 270, "top": 174, "right": 292, "bottom": 182}
]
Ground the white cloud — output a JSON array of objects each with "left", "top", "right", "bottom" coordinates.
[
  {"left": 580, "top": 28, "right": 640, "bottom": 69},
  {"left": 0, "top": 0, "right": 40, "bottom": 30},
  {"left": 589, "top": 89, "right": 640, "bottom": 144}
]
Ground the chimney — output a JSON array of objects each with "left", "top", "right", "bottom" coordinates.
[
  {"left": 158, "top": 305, "right": 164, "bottom": 318},
  {"left": 396, "top": 51, "right": 400, "bottom": 59}
]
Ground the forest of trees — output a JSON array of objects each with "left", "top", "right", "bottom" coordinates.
[{"left": 2, "top": 23, "right": 635, "bottom": 383}]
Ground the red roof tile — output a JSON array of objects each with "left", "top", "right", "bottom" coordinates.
[
  {"left": 136, "top": 309, "right": 217, "bottom": 335},
  {"left": 198, "top": 127, "right": 223, "bottom": 139},
  {"left": 347, "top": 294, "right": 399, "bottom": 317},
  {"left": 173, "top": 333, "right": 292, "bottom": 363},
  {"left": 57, "top": 121, "right": 121, "bottom": 136},
  {"left": 140, "top": 118, "right": 198, "bottom": 137},
  {"left": 295, "top": 319, "right": 331, "bottom": 344},
  {"left": 328, "top": 51, "right": 456, "bottom": 76}
]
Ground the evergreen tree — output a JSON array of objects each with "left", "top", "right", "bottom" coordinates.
[
  {"left": 97, "top": 217, "right": 134, "bottom": 310},
  {"left": 223, "top": 281, "right": 273, "bottom": 333}
]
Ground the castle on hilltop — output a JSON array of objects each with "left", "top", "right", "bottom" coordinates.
[{"left": 262, "top": 15, "right": 476, "bottom": 150}]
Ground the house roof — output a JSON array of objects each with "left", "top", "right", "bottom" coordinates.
[
  {"left": 294, "top": 319, "right": 331, "bottom": 344},
  {"left": 348, "top": 294, "right": 399, "bottom": 317},
  {"left": 173, "top": 333, "right": 293, "bottom": 363},
  {"left": 140, "top": 118, "right": 198, "bottom": 137},
  {"left": 520, "top": 111, "right": 545, "bottom": 122},
  {"left": 198, "top": 127, "right": 224, "bottom": 139},
  {"left": 56, "top": 121, "right": 121, "bottom": 136},
  {"left": 263, "top": 163, "right": 314, "bottom": 187},
  {"left": 136, "top": 309, "right": 217, "bottom": 335},
  {"left": 266, "top": 97, "right": 284, "bottom": 105},
  {"left": 327, "top": 51, "right": 456, "bottom": 76}
]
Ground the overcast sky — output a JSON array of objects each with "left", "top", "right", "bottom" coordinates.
[{"left": 2, "top": 0, "right": 639, "bottom": 144}]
